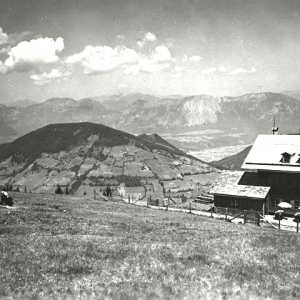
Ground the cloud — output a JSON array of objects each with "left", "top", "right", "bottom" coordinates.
[
  {"left": 0, "top": 46, "right": 10, "bottom": 54},
  {"left": 0, "top": 27, "right": 34, "bottom": 47},
  {"left": 218, "top": 65, "right": 226, "bottom": 72},
  {"left": 66, "top": 45, "right": 138, "bottom": 75},
  {"left": 0, "top": 61, "right": 7, "bottom": 74},
  {"left": 139, "top": 60, "right": 170, "bottom": 73},
  {"left": 229, "top": 67, "right": 257, "bottom": 75},
  {"left": 145, "top": 32, "right": 157, "bottom": 42},
  {"left": 67, "top": 43, "right": 174, "bottom": 76},
  {"left": 137, "top": 32, "right": 157, "bottom": 48},
  {"left": 123, "top": 64, "right": 140, "bottom": 75},
  {"left": 7, "top": 31, "right": 34, "bottom": 45},
  {"left": 152, "top": 45, "right": 172, "bottom": 61},
  {"left": 1, "top": 37, "right": 64, "bottom": 74},
  {"left": 170, "top": 66, "right": 185, "bottom": 78},
  {"left": 124, "top": 45, "right": 173, "bottom": 74},
  {"left": 0, "top": 28, "right": 8, "bottom": 45},
  {"left": 190, "top": 55, "right": 202, "bottom": 62},
  {"left": 174, "top": 66, "right": 185, "bottom": 72},
  {"left": 202, "top": 67, "right": 217, "bottom": 74},
  {"left": 118, "top": 84, "right": 128, "bottom": 88},
  {"left": 30, "top": 68, "right": 71, "bottom": 85},
  {"left": 116, "top": 34, "right": 125, "bottom": 43},
  {"left": 171, "top": 72, "right": 183, "bottom": 78},
  {"left": 137, "top": 41, "right": 144, "bottom": 48}
]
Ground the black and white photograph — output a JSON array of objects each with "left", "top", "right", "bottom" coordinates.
[{"left": 1, "top": 0, "right": 300, "bottom": 299}]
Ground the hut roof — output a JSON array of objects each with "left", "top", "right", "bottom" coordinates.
[
  {"left": 208, "top": 170, "right": 270, "bottom": 199},
  {"left": 242, "top": 134, "right": 300, "bottom": 172}
]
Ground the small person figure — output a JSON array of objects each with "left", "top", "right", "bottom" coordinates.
[{"left": 0, "top": 191, "right": 13, "bottom": 206}]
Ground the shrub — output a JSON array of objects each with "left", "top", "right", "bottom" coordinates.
[{"left": 55, "top": 185, "right": 63, "bottom": 194}]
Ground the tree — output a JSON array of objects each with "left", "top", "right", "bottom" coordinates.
[
  {"left": 65, "top": 186, "right": 69, "bottom": 195},
  {"left": 55, "top": 184, "right": 63, "bottom": 194}
]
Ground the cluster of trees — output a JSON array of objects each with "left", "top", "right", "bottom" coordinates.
[{"left": 55, "top": 184, "right": 69, "bottom": 195}]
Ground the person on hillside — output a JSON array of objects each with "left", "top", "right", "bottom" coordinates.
[{"left": 0, "top": 190, "right": 13, "bottom": 206}]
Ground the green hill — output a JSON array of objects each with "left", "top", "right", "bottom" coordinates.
[{"left": 0, "top": 122, "right": 219, "bottom": 198}]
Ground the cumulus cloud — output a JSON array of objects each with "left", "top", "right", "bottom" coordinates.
[
  {"left": 0, "top": 46, "right": 10, "bottom": 54},
  {"left": 170, "top": 66, "right": 185, "bottom": 78},
  {"left": 190, "top": 55, "right": 202, "bottom": 62},
  {"left": 0, "top": 28, "right": 8, "bottom": 45},
  {"left": 218, "top": 65, "right": 226, "bottom": 72},
  {"left": 7, "top": 31, "right": 33, "bottom": 45},
  {"left": 152, "top": 45, "right": 172, "bottom": 61},
  {"left": 145, "top": 32, "right": 157, "bottom": 42},
  {"left": 124, "top": 45, "right": 173, "bottom": 74},
  {"left": 137, "top": 32, "right": 157, "bottom": 48},
  {"left": 0, "top": 27, "right": 34, "bottom": 48},
  {"left": 139, "top": 60, "right": 170, "bottom": 73},
  {"left": 1, "top": 37, "right": 64, "bottom": 74},
  {"left": 202, "top": 67, "right": 217, "bottom": 74},
  {"left": 30, "top": 68, "right": 71, "bottom": 85},
  {"left": 174, "top": 66, "right": 185, "bottom": 72},
  {"left": 66, "top": 45, "right": 138, "bottom": 74},
  {"left": 0, "top": 61, "right": 7, "bottom": 74},
  {"left": 229, "top": 67, "right": 257, "bottom": 75},
  {"left": 116, "top": 34, "right": 125, "bottom": 43},
  {"left": 67, "top": 43, "right": 173, "bottom": 76},
  {"left": 123, "top": 64, "right": 140, "bottom": 75}
]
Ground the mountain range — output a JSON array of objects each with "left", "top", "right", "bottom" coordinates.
[
  {"left": 0, "top": 122, "right": 218, "bottom": 199},
  {"left": 2, "top": 91, "right": 300, "bottom": 150}
]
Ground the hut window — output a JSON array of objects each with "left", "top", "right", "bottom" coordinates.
[
  {"left": 270, "top": 198, "right": 279, "bottom": 207},
  {"left": 230, "top": 199, "right": 239, "bottom": 208},
  {"left": 280, "top": 152, "right": 294, "bottom": 163}
]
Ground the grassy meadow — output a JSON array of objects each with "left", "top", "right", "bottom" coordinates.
[{"left": 1, "top": 193, "right": 300, "bottom": 299}]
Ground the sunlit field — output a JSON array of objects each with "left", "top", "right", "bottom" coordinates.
[{"left": 1, "top": 193, "right": 300, "bottom": 300}]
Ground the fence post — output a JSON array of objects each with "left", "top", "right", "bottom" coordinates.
[
  {"left": 189, "top": 203, "right": 192, "bottom": 214},
  {"left": 244, "top": 211, "right": 247, "bottom": 224},
  {"left": 94, "top": 189, "right": 96, "bottom": 200},
  {"left": 211, "top": 205, "right": 213, "bottom": 218},
  {"left": 225, "top": 207, "right": 228, "bottom": 221},
  {"left": 297, "top": 219, "right": 299, "bottom": 233},
  {"left": 147, "top": 197, "right": 149, "bottom": 207},
  {"left": 257, "top": 213, "right": 260, "bottom": 226},
  {"left": 278, "top": 217, "right": 281, "bottom": 230}
]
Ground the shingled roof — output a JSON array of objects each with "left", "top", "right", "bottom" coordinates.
[
  {"left": 208, "top": 170, "right": 270, "bottom": 199},
  {"left": 242, "top": 134, "right": 300, "bottom": 172}
]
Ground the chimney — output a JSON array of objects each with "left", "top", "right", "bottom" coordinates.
[{"left": 272, "top": 117, "right": 278, "bottom": 135}]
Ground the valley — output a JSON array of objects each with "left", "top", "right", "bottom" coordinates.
[{"left": 188, "top": 144, "right": 252, "bottom": 162}]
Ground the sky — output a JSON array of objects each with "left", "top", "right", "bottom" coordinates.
[{"left": 1, "top": 0, "right": 300, "bottom": 102}]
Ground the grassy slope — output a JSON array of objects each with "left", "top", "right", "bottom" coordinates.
[{"left": 1, "top": 193, "right": 300, "bottom": 300}]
